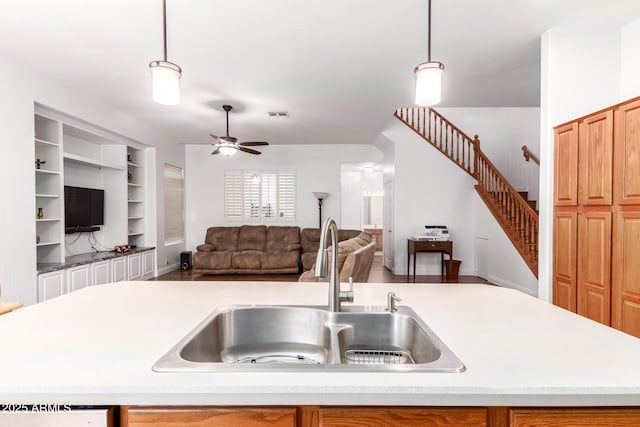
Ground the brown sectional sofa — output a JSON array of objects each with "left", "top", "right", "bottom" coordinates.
[
  {"left": 298, "top": 231, "right": 377, "bottom": 283},
  {"left": 193, "top": 225, "right": 301, "bottom": 274},
  {"left": 300, "top": 228, "right": 362, "bottom": 271}
]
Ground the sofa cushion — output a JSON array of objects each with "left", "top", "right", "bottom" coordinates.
[
  {"left": 237, "top": 225, "right": 267, "bottom": 251},
  {"left": 196, "top": 243, "right": 216, "bottom": 252},
  {"left": 261, "top": 250, "right": 299, "bottom": 271},
  {"left": 232, "top": 251, "right": 262, "bottom": 270},
  {"left": 193, "top": 250, "right": 232, "bottom": 270},
  {"left": 205, "top": 227, "right": 240, "bottom": 251},
  {"left": 266, "top": 226, "right": 301, "bottom": 252}
]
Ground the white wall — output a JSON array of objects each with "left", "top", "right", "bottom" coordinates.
[
  {"left": 382, "top": 118, "right": 478, "bottom": 275},
  {"left": 380, "top": 114, "right": 538, "bottom": 291},
  {"left": 621, "top": 18, "right": 640, "bottom": 99},
  {"left": 538, "top": 20, "right": 640, "bottom": 302},
  {"left": 472, "top": 193, "right": 538, "bottom": 296},
  {"left": 437, "top": 108, "right": 541, "bottom": 204},
  {"left": 184, "top": 144, "right": 382, "bottom": 252},
  {"left": 0, "top": 54, "right": 180, "bottom": 305}
]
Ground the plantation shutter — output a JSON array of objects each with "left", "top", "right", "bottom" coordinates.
[
  {"left": 224, "top": 169, "right": 296, "bottom": 220},
  {"left": 163, "top": 164, "right": 184, "bottom": 243},
  {"left": 278, "top": 171, "right": 296, "bottom": 219},
  {"left": 224, "top": 171, "right": 243, "bottom": 217}
]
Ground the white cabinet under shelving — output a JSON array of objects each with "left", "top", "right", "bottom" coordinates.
[
  {"left": 111, "top": 256, "right": 128, "bottom": 283},
  {"left": 66, "top": 264, "right": 91, "bottom": 293},
  {"left": 37, "top": 270, "right": 65, "bottom": 302},
  {"left": 142, "top": 250, "right": 155, "bottom": 279},
  {"left": 91, "top": 260, "right": 110, "bottom": 286},
  {"left": 128, "top": 252, "right": 142, "bottom": 280}
]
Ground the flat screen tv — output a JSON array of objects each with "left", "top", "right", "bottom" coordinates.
[{"left": 64, "top": 186, "right": 104, "bottom": 232}]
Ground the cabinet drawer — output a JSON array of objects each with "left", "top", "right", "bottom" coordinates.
[
  {"left": 509, "top": 408, "right": 640, "bottom": 426},
  {"left": 124, "top": 406, "right": 297, "bottom": 427},
  {"left": 317, "top": 407, "right": 487, "bottom": 427}
]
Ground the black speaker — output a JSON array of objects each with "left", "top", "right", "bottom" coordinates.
[{"left": 180, "top": 251, "right": 192, "bottom": 270}]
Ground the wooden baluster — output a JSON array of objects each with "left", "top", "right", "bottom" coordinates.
[{"left": 473, "top": 136, "right": 480, "bottom": 180}]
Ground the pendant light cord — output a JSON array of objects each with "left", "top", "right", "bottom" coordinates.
[
  {"left": 427, "top": 0, "right": 432, "bottom": 62},
  {"left": 162, "top": 0, "right": 168, "bottom": 61}
]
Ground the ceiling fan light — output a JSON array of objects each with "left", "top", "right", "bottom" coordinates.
[
  {"left": 414, "top": 61, "right": 444, "bottom": 106},
  {"left": 149, "top": 60, "right": 182, "bottom": 105},
  {"left": 218, "top": 145, "right": 237, "bottom": 156}
]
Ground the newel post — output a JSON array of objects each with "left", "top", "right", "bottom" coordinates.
[{"left": 473, "top": 135, "right": 480, "bottom": 181}]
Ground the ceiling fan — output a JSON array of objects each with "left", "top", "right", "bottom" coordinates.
[{"left": 210, "top": 105, "right": 269, "bottom": 155}]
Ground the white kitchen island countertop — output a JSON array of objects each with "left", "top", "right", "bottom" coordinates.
[{"left": 0, "top": 281, "right": 639, "bottom": 406}]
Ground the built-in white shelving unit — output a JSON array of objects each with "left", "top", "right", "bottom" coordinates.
[
  {"left": 34, "top": 113, "right": 63, "bottom": 265},
  {"left": 127, "top": 146, "right": 146, "bottom": 247},
  {"left": 34, "top": 105, "right": 154, "bottom": 269}
]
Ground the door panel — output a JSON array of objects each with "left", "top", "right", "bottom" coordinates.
[
  {"left": 577, "top": 211, "right": 611, "bottom": 325},
  {"left": 554, "top": 122, "right": 579, "bottom": 206},
  {"left": 553, "top": 212, "right": 578, "bottom": 312},
  {"left": 579, "top": 111, "right": 613, "bottom": 206},
  {"left": 614, "top": 99, "right": 640, "bottom": 205},
  {"left": 383, "top": 180, "right": 394, "bottom": 271},
  {"left": 612, "top": 211, "right": 640, "bottom": 337}
]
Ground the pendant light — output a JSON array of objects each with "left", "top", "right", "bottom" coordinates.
[
  {"left": 149, "top": 0, "right": 182, "bottom": 105},
  {"left": 414, "top": 0, "right": 444, "bottom": 106}
]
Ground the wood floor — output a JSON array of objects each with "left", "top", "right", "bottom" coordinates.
[{"left": 150, "top": 253, "right": 489, "bottom": 284}]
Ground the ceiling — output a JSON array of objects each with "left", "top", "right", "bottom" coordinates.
[{"left": 1, "top": 0, "right": 639, "bottom": 148}]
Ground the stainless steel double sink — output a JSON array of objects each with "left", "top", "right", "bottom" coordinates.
[{"left": 153, "top": 305, "right": 465, "bottom": 373}]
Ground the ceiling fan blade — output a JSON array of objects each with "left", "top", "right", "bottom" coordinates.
[
  {"left": 211, "top": 148, "right": 220, "bottom": 155},
  {"left": 221, "top": 135, "right": 238, "bottom": 143},
  {"left": 239, "top": 141, "right": 269, "bottom": 147},
  {"left": 209, "top": 133, "right": 220, "bottom": 140},
  {"left": 238, "top": 146, "right": 262, "bottom": 155}
]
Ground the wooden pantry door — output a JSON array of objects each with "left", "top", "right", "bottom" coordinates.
[
  {"left": 579, "top": 111, "right": 613, "bottom": 207},
  {"left": 577, "top": 211, "right": 612, "bottom": 325},
  {"left": 553, "top": 211, "right": 578, "bottom": 312}
]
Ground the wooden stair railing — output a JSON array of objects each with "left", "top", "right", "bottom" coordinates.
[
  {"left": 521, "top": 145, "right": 540, "bottom": 165},
  {"left": 394, "top": 107, "right": 538, "bottom": 278},
  {"left": 395, "top": 107, "right": 477, "bottom": 177}
]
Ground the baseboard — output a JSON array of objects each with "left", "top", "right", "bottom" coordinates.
[
  {"left": 488, "top": 274, "right": 537, "bottom": 297},
  {"left": 156, "top": 263, "right": 180, "bottom": 277}
]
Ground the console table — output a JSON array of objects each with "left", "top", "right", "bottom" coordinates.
[{"left": 407, "top": 239, "right": 453, "bottom": 281}]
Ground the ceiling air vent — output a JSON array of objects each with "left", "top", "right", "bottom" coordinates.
[{"left": 268, "top": 111, "right": 289, "bottom": 118}]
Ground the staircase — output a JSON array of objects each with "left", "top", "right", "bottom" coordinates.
[{"left": 394, "top": 107, "right": 538, "bottom": 278}]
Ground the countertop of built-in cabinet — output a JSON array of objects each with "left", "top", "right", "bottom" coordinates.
[
  {"left": 36, "top": 247, "right": 155, "bottom": 273},
  {"left": 0, "top": 282, "right": 639, "bottom": 406}
]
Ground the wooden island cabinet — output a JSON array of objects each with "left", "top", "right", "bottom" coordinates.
[
  {"left": 121, "top": 406, "right": 640, "bottom": 427},
  {"left": 553, "top": 96, "right": 640, "bottom": 337}
]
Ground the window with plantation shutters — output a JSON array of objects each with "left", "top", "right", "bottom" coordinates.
[
  {"left": 224, "top": 170, "right": 296, "bottom": 220},
  {"left": 163, "top": 164, "right": 184, "bottom": 244}
]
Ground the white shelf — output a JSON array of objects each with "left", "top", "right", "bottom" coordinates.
[
  {"left": 35, "top": 168, "right": 60, "bottom": 175},
  {"left": 36, "top": 241, "right": 61, "bottom": 247},
  {"left": 128, "top": 200, "right": 143, "bottom": 203},
  {"left": 36, "top": 218, "right": 61, "bottom": 222},
  {"left": 35, "top": 138, "right": 59, "bottom": 148},
  {"left": 128, "top": 232, "right": 144, "bottom": 237},
  {"left": 128, "top": 216, "right": 144, "bottom": 220},
  {"left": 127, "top": 162, "right": 142, "bottom": 168},
  {"left": 127, "top": 183, "right": 142, "bottom": 187},
  {"left": 36, "top": 193, "right": 59, "bottom": 198},
  {"left": 63, "top": 153, "right": 124, "bottom": 170}
]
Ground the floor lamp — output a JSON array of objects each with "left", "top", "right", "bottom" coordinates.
[{"left": 312, "top": 192, "right": 329, "bottom": 228}]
